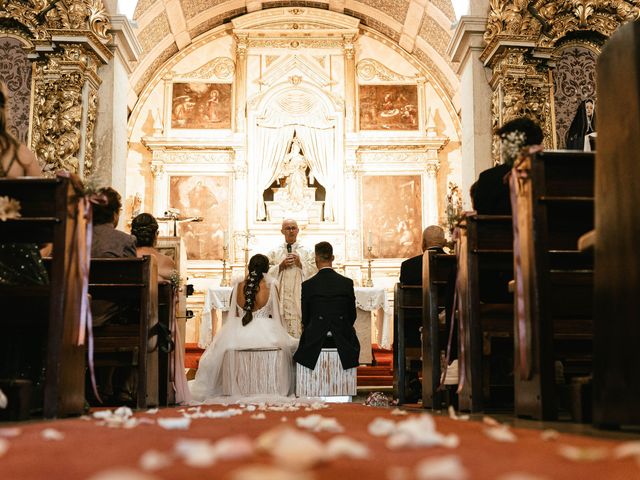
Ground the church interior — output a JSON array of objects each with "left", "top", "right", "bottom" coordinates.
[{"left": 1, "top": 0, "right": 639, "bottom": 478}]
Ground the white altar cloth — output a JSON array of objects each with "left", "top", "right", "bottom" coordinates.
[{"left": 199, "top": 284, "right": 392, "bottom": 362}]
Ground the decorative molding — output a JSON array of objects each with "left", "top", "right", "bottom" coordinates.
[
  {"left": 149, "top": 149, "right": 235, "bottom": 164},
  {"left": 356, "top": 58, "right": 414, "bottom": 82},
  {"left": 176, "top": 57, "right": 236, "bottom": 81},
  {"left": 247, "top": 38, "right": 344, "bottom": 49}
]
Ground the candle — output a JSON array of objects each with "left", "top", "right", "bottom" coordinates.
[
  {"left": 367, "top": 230, "right": 373, "bottom": 249},
  {"left": 223, "top": 230, "right": 228, "bottom": 248}
]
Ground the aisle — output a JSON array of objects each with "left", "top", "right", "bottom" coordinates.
[{"left": 1, "top": 403, "right": 638, "bottom": 479}]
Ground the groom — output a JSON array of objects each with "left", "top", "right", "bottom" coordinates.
[{"left": 293, "top": 241, "right": 360, "bottom": 371}]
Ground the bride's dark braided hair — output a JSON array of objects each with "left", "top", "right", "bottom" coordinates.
[{"left": 242, "top": 253, "right": 270, "bottom": 326}]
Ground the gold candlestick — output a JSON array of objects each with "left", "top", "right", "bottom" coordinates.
[
  {"left": 220, "top": 245, "right": 231, "bottom": 287},
  {"left": 365, "top": 245, "right": 374, "bottom": 287}
]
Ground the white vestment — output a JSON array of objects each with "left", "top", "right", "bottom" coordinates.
[{"left": 267, "top": 241, "right": 317, "bottom": 338}]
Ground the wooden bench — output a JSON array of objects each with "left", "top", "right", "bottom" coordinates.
[
  {"left": 393, "top": 283, "right": 422, "bottom": 404},
  {"left": 456, "top": 213, "right": 514, "bottom": 412},
  {"left": 89, "top": 256, "right": 159, "bottom": 409},
  {"left": 0, "top": 175, "right": 86, "bottom": 419},
  {"left": 296, "top": 349, "right": 357, "bottom": 399},
  {"left": 511, "top": 150, "right": 594, "bottom": 420},
  {"left": 158, "top": 282, "right": 176, "bottom": 406},
  {"left": 421, "top": 251, "right": 456, "bottom": 409},
  {"left": 592, "top": 20, "right": 640, "bottom": 429}
]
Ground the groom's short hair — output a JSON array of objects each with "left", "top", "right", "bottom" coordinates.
[{"left": 315, "top": 241, "right": 333, "bottom": 261}]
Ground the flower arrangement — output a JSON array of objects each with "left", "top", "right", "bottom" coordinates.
[
  {"left": 169, "top": 270, "right": 182, "bottom": 289},
  {"left": 444, "top": 182, "right": 464, "bottom": 237},
  {"left": 500, "top": 130, "right": 527, "bottom": 166},
  {"left": 0, "top": 196, "right": 21, "bottom": 221}
]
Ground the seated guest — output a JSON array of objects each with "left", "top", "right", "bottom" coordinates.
[
  {"left": 399, "top": 225, "right": 446, "bottom": 285},
  {"left": 294, "top": 241, "right": 360, "bottom": 371},
  {"left": 473, "top": 117, "right": 543, "bottom": 215},
  {"left": 90, "top": 187, "right": 137, "bottom": 404},
  {"left": 92, "top": 187, "right": 136, "bottom": 259},
  {"left": 131, "top": 213, "right": 176, "bottom": 282}
]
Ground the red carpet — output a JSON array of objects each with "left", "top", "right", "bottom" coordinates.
[{"left": 1, "top": 403, "right": 638, "bottom": 479}]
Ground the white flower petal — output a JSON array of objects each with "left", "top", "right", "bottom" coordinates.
[
  {"left": 0, "top": 427, "right": 21, "bottom": 438},
  {"left": 174, "top": 439, "right": 217, "bottom": 468},
  {"left": 139, "top": 450, "right": 173, "bottom": 471},
  {"left": 447, "top": 406, "right": 469, "bottom": 421},
  {"left": 558, "top": 444, "right": 608, "bottom": 462},
  {"left": 158, "top": 417, "right": 192, "bottom": 430},
  {"left": 613, "top": 441, "right": 640, "bottom": 459},
  {"left": 483, "top": 426, "right": 517, "bottom": 443},
  {"left": 368, "top": 417, "right": 396, "bottom": 437},
  {"left": 482, "top": 416, "right": 500, "bottom": 427},
  {"left": 229, "top": 465, "right": 315, "bottom": 480},
  {"left": 145, "top": 408, "right": 159, "bottom": 415},
  {"left": 41, "top": 428, "right": 64, "bottom": 441},
  {"left": 540, "top": 429, "right": 559, "bottom": 441},
  {"left": 212, "top": 436, "right": 254, "bottom": 461},
  {"left": 0, "top": 438, "right": 9, "bottom": 458},
  {"left": 415, "top": 455, "right": 468, "bottom": 480},
  {"left": 325, "top": 436, "right": 370, "bottom": 460},
  {"left": 86, "top": 468, "right": 162, "bottom": 480},
  {"left": 257, "top": 427, "right": 325, "bottom": 470},
  {"left": 391, "top": 408, "right": 408, "bottom": 416},
  {"left": 296, "top": 414, "right": 344, "bottom": 433},
  {"left": 251, "top": 413, "right": 266, "bottom": 420}
]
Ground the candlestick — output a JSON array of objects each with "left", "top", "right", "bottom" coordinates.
[
  {"left": 367, "top": 230, "right": 373, "bottom": 249},
  {"left": 365, "top": 245, "right": 374, "bottom": 287},
  {"left": 223, "top": 230, "right": 228, "bottom": 248},
  {"left": 220, "top": 245, "right": 231, "bottom": 287}
]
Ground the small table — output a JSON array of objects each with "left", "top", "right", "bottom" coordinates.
[{"left": 199, "top": 284, "right": 392, "bottom": 364}]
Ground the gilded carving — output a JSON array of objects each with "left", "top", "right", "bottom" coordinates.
[{"left": 356, "top": 59, "right": 412, "bottom": 82}]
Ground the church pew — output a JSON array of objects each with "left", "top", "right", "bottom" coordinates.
[
  {"left": 0, "top": 175, "right": 86, "bottom": 419},
  {"left": 456, "top": 213, "right": 514, "bottom": 412},
  {"left": 511, "top": 150, "right": 594, "bottom": 421},
  {"left": 393, "top": 283, "right": 422, "bottom": 404},
  {"left": 592, "top": 20, "right": 640, "bottom": 429},
  {"left": 89, "top": 256, "right": 159, "bottom": 409},
  {"left": 158, "top": 282, "right": 176, "bottom": 406},
  {"left": 421, "top": 250, "right": 456, "bottom": 409}
]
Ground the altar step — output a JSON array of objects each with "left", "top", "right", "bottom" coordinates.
[{"left": 185, "top": 343, "right": 395, "bottom": 388}]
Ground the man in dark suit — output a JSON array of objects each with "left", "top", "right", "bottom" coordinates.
[
  {"left": 293, "top": 241, "right": 360, "bottom": 371},
  {"left": 473, "top": 117, "right": 543, "bottom": 215},
  {"left": 399, "top": 225, "right": 446, "bottom": 285}
]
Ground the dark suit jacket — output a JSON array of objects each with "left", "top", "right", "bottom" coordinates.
[
  {"left": 293, "top": 268, "right": 360, "bottom": 370},
  {"left": 473, "top": 163, "right": 512, "bottom": 215},
  {"left": 399, "top": 247, "right": 445, "bottom": 285}
]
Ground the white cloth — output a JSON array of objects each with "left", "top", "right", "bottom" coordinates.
[
  {"left": 267, "top": 241, "right": 317, "bottom": 338},
  {"left": 189, "top": 277, "right": 298, "bottom": 402}
]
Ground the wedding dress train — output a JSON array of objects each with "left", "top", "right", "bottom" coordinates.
[{"left": 189, "top": 276, "right": 298, "bottom": 403}]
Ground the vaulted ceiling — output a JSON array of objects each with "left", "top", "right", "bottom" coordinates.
[{"left": 129, "top": 0, "right": 458, "bottom": 103}]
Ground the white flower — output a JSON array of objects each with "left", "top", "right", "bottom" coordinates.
[
  {"left": 415, "top": 455, "right": 468, "bottom": 480},
  {"left": 41, "top": 428, "right": 64, "bottom": 441},
  {"left": 500, "top": 131, "right": 527, "bottom": 165},
  {"left": 0, "top": 196, "right": 21, "bottom": 222}
]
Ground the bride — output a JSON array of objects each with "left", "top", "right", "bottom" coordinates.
[{"left": 189, "top": 254, "right": 298, "bottom": 402}]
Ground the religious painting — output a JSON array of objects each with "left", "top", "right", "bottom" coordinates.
[
  {"left": 359, "top": 85, "right": 419, "bottom": 130},
  {"left": 169, "top": 175, "right": 229, "bottom": 261},
  {"left": 362, "top": 175, "right": 422, "bottom": 259},
  {"left": 553, "top": 45, "right": 598, "bottom": 149},
  {"left": 170, "top": 82, "right": 231, "bottom": 129}
]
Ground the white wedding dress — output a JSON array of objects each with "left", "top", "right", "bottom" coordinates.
[{"left": 189, "top": 276, "right": 299, "bottom": 403}]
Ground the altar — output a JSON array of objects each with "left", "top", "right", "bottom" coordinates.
[{"left": 199, "top": 284, "right": 392, "bottom": 364}]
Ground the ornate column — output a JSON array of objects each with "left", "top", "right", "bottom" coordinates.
[
  {"left": 234, "top": 34, "right": 248, "bottom": 133},
  {"left": 424, "top": 155, "right": 440, "bottom": 226},
  {"left": 447, "top": 15, "right": 493, "bottom": 201},
  {"left": 232, "top": 149, "right": 248, "bottom": 264},
  {"left": 343, "top": 162, "right": 361, "bottom": 262},
  {"left": 150, "top": 160, "right": 167, "bottom": 218},
  {"left": 343, "top": 34, "right": 357, "bottom": 133},
  {"left": 22, "top": 1, "right": 114, "bottom": 177}
]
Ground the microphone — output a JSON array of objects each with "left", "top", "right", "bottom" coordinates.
[{"left": 287, "top": 243, "right": 292, "bottom": 253}]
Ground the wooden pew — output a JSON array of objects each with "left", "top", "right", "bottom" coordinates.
[
  {"left": 456, "top": 213, "right": 514, "bottom": 412},
  {"left": 421, "top": 250, "right": 456, "bottom": 409},
  {"left": 393, "top": 283, "right": 422, "bottom": 404},
  {"left": 511, "top": 150, "right": 594, "bottom": 421},
  {"left": 592, "top": 20, "right": 640, "bottom": 428},
  {"left": 0, "top": 176, "right": 86, "bottom": 419},
  {"left": 89, "top": 256, "right": 159, "bottom": 409},
  {"left": 158, "top": 282, "right": 176, "bottom": 406}
]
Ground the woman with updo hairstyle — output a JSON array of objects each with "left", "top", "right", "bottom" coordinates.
[
  {"left": 131, "top": 213, "right": 176, "bottom": 282},
  {"left": 189, "top": 253, "right": 298, "bottom": 401}
]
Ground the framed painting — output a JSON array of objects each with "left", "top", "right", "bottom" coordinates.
[
  {"left": 359, "top": 85, "right": 419, "bottom": 131},
  {"left": 171, "top": 82, "right": 232, "bottom": 129},
  {"left": 362, "top": 175, "right": 422, "bottom": 259},
  {"left": 169, "top": 175, "right": 229, "bottom": 261}
]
